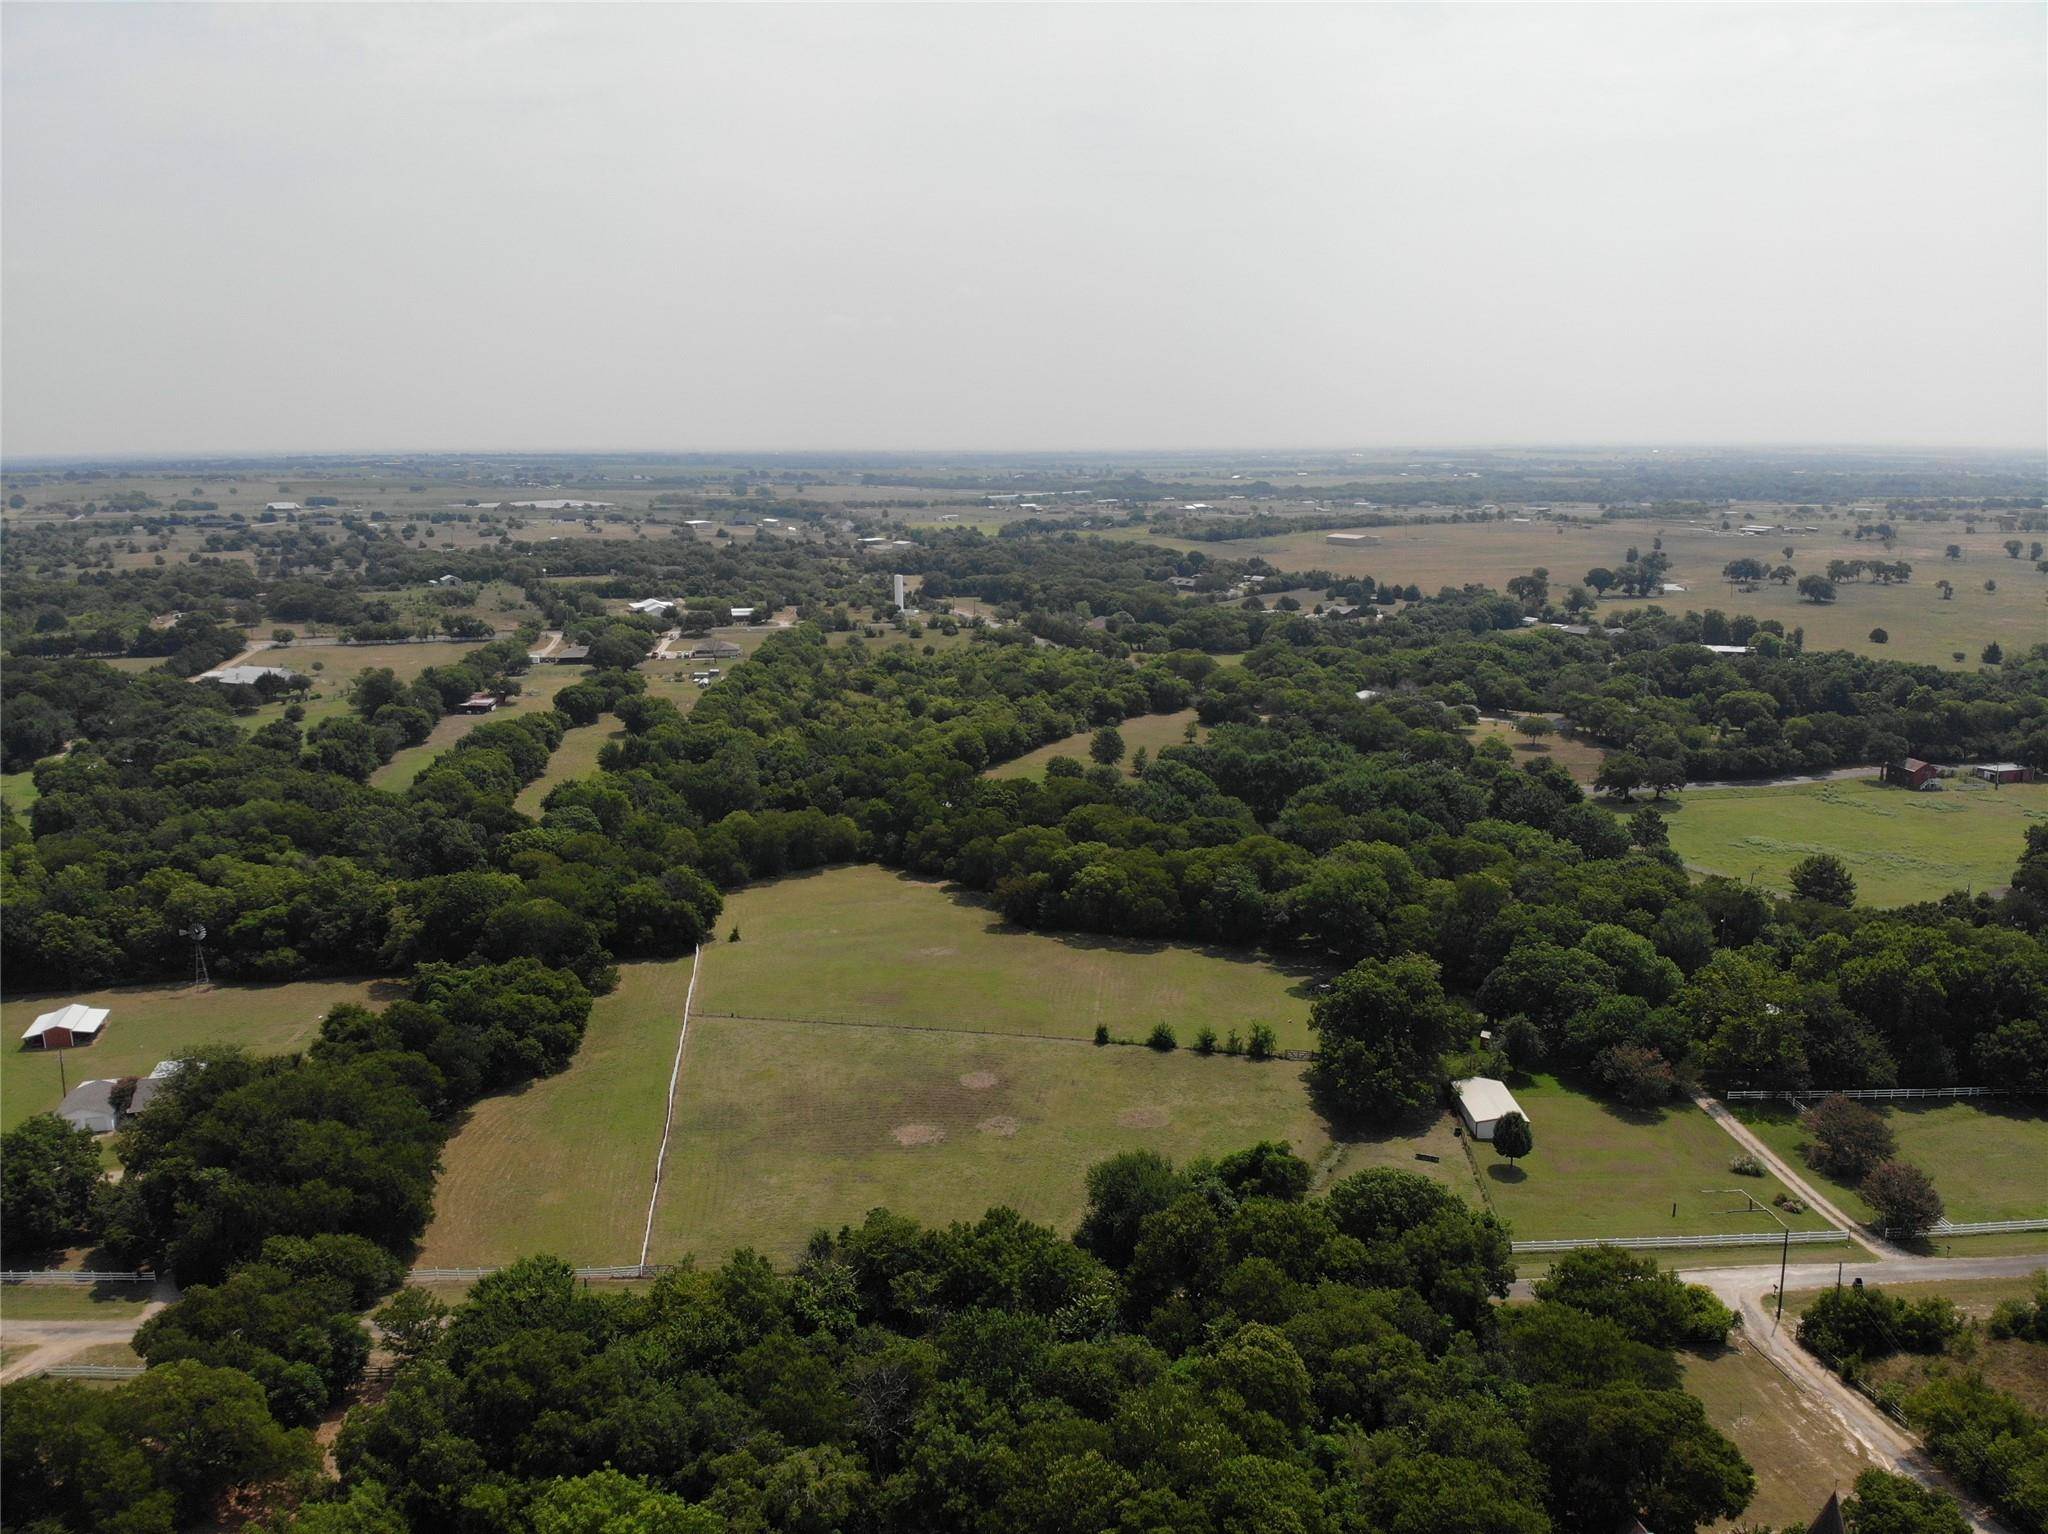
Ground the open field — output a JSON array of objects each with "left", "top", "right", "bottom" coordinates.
[
  {"left": 1658, "top": 778, "right": 2046, "bottom": 907},
  {"left": 415, "top": 959, "right": 692, "bottom": 1268},
  {"left": 229, "top": 638, "right": 499, "bottom": 732},
  {"left": 1, "top": 771, "right": 38, "bottom": 818},
  {"left": 648, "top": 1013, "right": 1341, "bottom": 1265},
  {"left": 1732, "top": 1099, "right": 2048, "bottom": 1226},
  {"left": 369, "top": 711, "right": 492, "bottom": 791},
  {"left": 1680, "top": 1340, "right": 1881, "bottom": 1527},
  {"left": 987, "top": 709, "right": 1206, "bottom": 779},
  {"left": 702, "top": 866, "right": 1324, "bottom": 1050},
  {"left": 515, "top": 714, "right": 625, "bottom": 816},
  {"left": 1466, "top": 717, "right": 1606, "bottom": 784},
  {"left": 1, "top": 977, "right": 399, "bottom": 1135},
  {"left": 0, "top": 1285, "right": 157, "bottom": 1323},
  {"left": 1137, "top": 515, "right": 2047, "bottom": 668},
  {"left": 1472, "top": 1076, "right": 1837, "bottom": 1240},
  {"left": 1787, "top": 1274, "right": 2048, "bottom": 1321}
]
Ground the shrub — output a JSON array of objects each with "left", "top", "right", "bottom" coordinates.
[
  {"left": 1193, "top": 1025, "right": 1218, "bottom": 1056},
  {"left": 1798, "top": 1282, "right": 1962, "bottom": 1364},
  {"left": 1093, "top": 1023, "right": 1111, "bottom": 1047},
  {"left": 1146, "top": 1022, "right": 1177, "bottom": 1052},
  {"left": 1246, "top": 1022, "right": 1277, "bottom": 1061},
  {"left": 1729, "top": 1153, "right": 1765, "bottom": 1178},
  {"left": 1224, "top": 1030, "right": 1244, "bottom": 1057},
  {"left": 1593, "top": 1042, "right": 1678, "bottom": 1107}
]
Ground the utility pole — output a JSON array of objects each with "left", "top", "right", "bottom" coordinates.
[{"left": 1777, "top": 1224, "right": 1790, "bottom": 1324}]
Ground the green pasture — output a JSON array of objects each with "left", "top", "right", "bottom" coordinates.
[
  {"left": 1731, "top": 1099, "right": 2048, "bottom": 1226},
  {"left": 416, "top": 959, "right": 693, "bottom": 1268},
  {"left": 1, "top": 977, "right": 399, "bottom": 1136},
  {"left": 1658, "top": 778, "right": 2046, "bottom": 907},
  {"left": 702, "top": 865, "right": 1324, "bottom": 1050},
  {"left": 647, "top": 1013, "right": 1346, "bottom": 1266},
  {"left": 986, "top": 709, "right": 1206, "bottom": 779},
  {"left": 1471, "top": 1075, "right": 1836, "bottom": 1240}
]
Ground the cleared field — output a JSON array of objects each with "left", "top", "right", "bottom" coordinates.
[
  {"left": 987, "top": 710, "right": 1206, "bottom": 779},
  {"left": 415, "top": 959, "right": 692, "bottom": 1268},
  {"left": 1, "top": 977, "right": 399, "bottom": 1135},
  {"left": 1680, "top": 1340, "right": 1880, "bottom": 1527},
  {"left": 1472, "top": 1076, "right": 1836, "bottom": 1240},
  {"left": 515, "top": 715, "right": 625, "bottom": 816},
  {"left": 369, "top": 711, "right": 491, "bottom": 791},
  {"left": 1658, "top": 778, "right": 2046, "bottom": 907},
  {"left": 1466, "top": 717, "right": 1606, "bottom": 784},
  {"left": 1142, "top": 516, "right": 2047, "bottom": 668},
  {"left": 648, "top": 1013, "right": 1341, "bottom": 1265},
  {"left": 1732, "top": 1099, "right": 2048, "bottom": 1226},
  {"left": 703, "top": 866, "right": 1324, "bottom": 1050},
  {"left": 1, "top": 771, "right": 39, "bottom": 818}
]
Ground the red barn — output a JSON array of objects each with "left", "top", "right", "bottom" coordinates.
[
  {"left": 21, "top": 1003, "right": 110, "bottom": 1049},
  {"left": 1891, "top": 758, "right": 1939, "bottom": 790}
]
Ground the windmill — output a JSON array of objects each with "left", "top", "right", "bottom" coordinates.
[{"left": 186, "top": 924, "right": 210, "bottom": 988}]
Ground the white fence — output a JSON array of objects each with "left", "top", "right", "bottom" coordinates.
[
  {"left": 36, "top": 1364, "right": 145, "bottom": 1381},
  {"left": 409, "top": 1264, "right": 668, "bottom": 1284},
  {"left": 1724, "top": 1086, "right": 2001, "bottom": 1102},
  {"left": 1886, "top": 1217, "right": 2048, "bottom": 1238},
  {"left": 0, "top": 1270, "right": 155, "bottom": 1285},
  {"left": 1512, "top": 1231, "right": 1849, "bottom": 1254}
]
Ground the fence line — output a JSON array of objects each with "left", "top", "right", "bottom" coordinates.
[
  {"left": 1884, "top": 1217, "right": 2048, "bottom": 1238},
  {"left": 700, "top": 1009, "right": 1313, "bottom": 1059},
  {"left": 1, "top": 1270, "right": 155, "bottom": 1285},
  {"left": 1511, "top": 1231, "right": 1849, "bottom": 1254},
  {"left": 408, "top": 1264, "right": 670, "bottom": 1284},
  {"left": 1724, "top": 1086, "right": 2003, "bottom": 1102},
  {"left": 35, "top": 1364, "right": 145, "bottom": 1380}
]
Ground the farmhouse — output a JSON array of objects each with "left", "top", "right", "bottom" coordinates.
[
  {"left": 55, "top": 1080, "right": 122, "bottom": 1134},
  {"left": 692, "top": 639, "right": 743, "bottom": 660},
  {"left": 457, "top": 692, "right": 500, "bottom": 714},
  {"left": 537, "top": 644, "right": 591, "bottom": 664},
  {"left": 627, "top": 598, "right": 676, "bottom": 615},
  {"left": 1453, "top": 1077, "right": 1528, "bottom": 1142},
  {"left": 199, "top": 664, "right": 303, "bottom": 687},
  {"left": 21, "top": 1003, "right": 110, "bottom": 1049},
  {"left": 1972, "top": 762, "right": 2035, "bottom": 785}
]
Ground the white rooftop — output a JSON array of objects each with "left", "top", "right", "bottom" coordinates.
[
  {"left": 1452, "top": 1076, "right": 1525, "bottom": 1124},
  {"left": 201, "top": 664, "right": 301, "bottom": 686},
  {"left": 23, "top": 1003, "right": 109, "bottom": 1044}
]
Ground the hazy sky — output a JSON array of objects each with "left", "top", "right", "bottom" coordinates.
[{"left": 3, "top": 3, "right": 2043, "bottom": 457}]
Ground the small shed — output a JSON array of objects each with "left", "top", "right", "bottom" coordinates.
[
  {"left": 22, "top": 1004, "right": 110, "bottom": 1050},
  {"left": 1892, "top": 758, "right": 1940, "bottom": 790},
  {"left": 457, "top": 693, "right": 500, "bottom": 714},
  {"left": 1973, "top": 762, "right": 2035, "bottom": 785},
  {"left": 56, "top": 1080, "right": 120, "bottom": 1134},
  {"left": 1453, "top": 1077, "right": 1528, "bottom": 1142}
]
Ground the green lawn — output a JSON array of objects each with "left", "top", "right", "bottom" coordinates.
[
  {"left": 1472, "top": 1076, "right": 1837, "bottom": 1240},
  {"left": 369, "top": 711, "right": 491, "bottom": 791},
  {"left": 986, "top": 710, "right": 1206, "bottom": 779},
  {"left": 1679, "top": 1341, "right": 1880, "bottom": 1527},
  {"left": 648, "top": 1013, "right": 1349, "bottom": 1266},
  {"left": 1656, "top": 777, "right": 2047, "bottom": 907},
  {"left": 415, "top": 958, "right": 693, "bottom": 1268},
  {"left": 1, "top": 771, "right": 40, "bottom": 819},
  {"left": 703, "top": 865, "right": 1325, "bottom": 1050},
  {"left": 514, "top": 714, "right": 624, "bottom": 816},
  {"left": 2, "top": 977, "right": 400, "bottom": 1135},
  {"left": 0, "top": 1285, "right": 156, "bottom": 1322},
  {"left": 1731, "top": 1099, "right": 2048, "bottom": 1226}
]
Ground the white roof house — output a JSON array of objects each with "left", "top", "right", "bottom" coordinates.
[
  {"left": 1453, "top": 1077, "right": 1528, "bottom": 1142},
  {"left": 728, "top": 607, "right": 756, "bottom": 619},
  {"left": 56, "top": 1080, "right": 121, "bottom": 1134},
  {"left": 627, "top": 598, "right": 677, "bottom": 614},
  {"left": 22, "top": 1004, "right": 110, "bottom": 1047},
  {"left": 200, "top": 664, "right": 302, "bottom": 687},
  {"left": 265, "top": 501, "right": 303, "bottom": 512}
]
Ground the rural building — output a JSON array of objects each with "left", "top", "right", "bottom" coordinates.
[
  {"left": 729, "top": 607, "right": 756, "bottom": 621},
  {"left": 1661, "top": 582, "right": 1687, "bottom": 594},
  {"left": 457, "top": 693, "right": 500, "bottom": 714},
  {"left": 264, "top": 500, "right": 302, "bottom": 512},
  {"left": 55, "top": 1080, "right": 121, "bottom": 1134},
  {"left": 1973, "top": 762, "right": 2035, "bottom": 785},
  {"left": 539, "top": 644, "right": 591, "bottom": 665},
  {"left": 692, "top": 640, "right": 742, "bottom": 660},
  {"left": 1698, "top": 643, "right": 1750, "bottom": 656},
  {"left": 892, "top": 574, "right": 909, "bottom": 610},
  {"left": 627, "top": 598, "right": 676, "bottom": 615},
  {"left": 1891, "top": 758, "right": 1940, "bottom": 790},
  {"left": 1354, "top": 688, "right": 1382, "bottom": 701},
  {"left": 431, "top": 573, "right": 462, "bottom": 586},
  {"left": 124, "top": 1060, "right": 187, "bottom": 1116},
  {"left": 1452, "top": 1077, "right": 1528, "bottom": 1142},
  {"left": 1326, "top": 532, "right": 1378, "bottom": 544},
  {"left": 1166, "top": 576, "right": 1198, "bottom": 589},
  {"left": 200, "top": 664, "right": 303, "bottom": 687},
  {"left": 21, "top": 1003, "right": 110, "bottom": 1049}
]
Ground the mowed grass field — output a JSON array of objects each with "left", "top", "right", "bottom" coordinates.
[
  {"left": 1679, "top": 1340, "right": 1881, "bottom": 1526},
  {"left": 1466, "top": 718, "right": 1606, "bottom": 784},
  {"left": 702, "top": 866, "right": 1323, "bottom": 1050},
  {"left": 1732, "top": 1100, "right": 2048, "bottom": 1226},
  {"left": 986, "top": 710, "right": 1206, "bottom": 779},
  {"left": 1472, "top": 1076, "right": 1837, "bottom": 1240},
  {"left": 1, "top": 977, "right": 399, "bottom": 1134},
  {"left": 515, "top": 715, "right": 625, "bottom": 816},
  {"left": 1658, "top": 778, "right": 2047, "bottom": 907},
  {"left": 416, "top": 959, "right": 693, "bottom": 1268},
  {"left": 1140, "top": 515, "right": 2045, "bottom": 668},
  {"left": 648, "top": 1013, "right": 1339, "bottom": 1265}
]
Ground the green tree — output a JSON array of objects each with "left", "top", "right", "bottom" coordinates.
[
  {"left": 1492, "top": 1111, "right": 1532, "bottom": 1164},
  {"left": 1841, "top": 1468, "right": 1969, "bottom": 1534},
  {"left": 1090, "top": 725, "right": 1125, "bottom": 766},
  {"left": 0, "top": 1113, "right": 105, "bottom": 1253},
  {"left": 1862, "top": 1160, "right": 1943, "bottom": 1235},
  {"left": 1309, "top": 954, "right": 1459, "bottom": 1120},
  {"left": 1790, "top": 852, "right": 1857, "bottom": 908},
  {"left": 529, "top": 1469, "right": 721, "bottom": 1534},
  {"left": 1799, "top": 1095, "right": 1895, "bottom": 1181},
  {"left": 372, "top": 1286, "right": 450, "bottom": 1364}
]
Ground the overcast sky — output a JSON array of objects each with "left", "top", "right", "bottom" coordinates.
[{"left": 3, "top": 3, "right": 2043, "bottom": 457}]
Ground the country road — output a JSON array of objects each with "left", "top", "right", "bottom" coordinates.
[{"left": 0, "top": 1305, "right": 167, "bottom": 1383}]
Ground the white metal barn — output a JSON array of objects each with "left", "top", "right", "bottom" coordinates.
[{"left": 1453, "top": 1077, "right": 1529, "bottom": 1142}]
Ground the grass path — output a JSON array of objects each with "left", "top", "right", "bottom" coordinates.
[
  {"left": 515, "top": 714, "right": 623, "bottom": 816},
  {"left": 986, "top": 710, "right": 1205, "bottom": 779}
]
